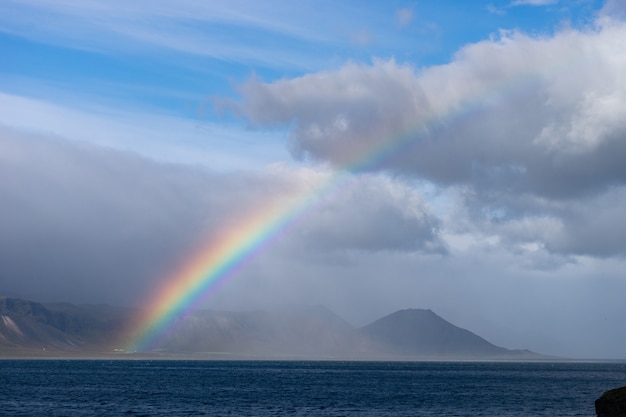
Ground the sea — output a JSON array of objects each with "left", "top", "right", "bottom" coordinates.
[{"left": 1, "top": 360, "right": 625, "bottom": 416}]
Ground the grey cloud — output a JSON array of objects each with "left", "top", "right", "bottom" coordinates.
[
  {"left": 231, "top": 21, "right": 626, "bottom": 258},
  {"left": 236, "top": 60, "right": 431, "bottom": 167},
  {"left": 0, "top": 129, "right": 219, "bottom": 305},
  {"left": 543, "top": 186, "right": 626, "bottom": 257},
  {"left": 3, "top": 131, "right": 626, "bottom": 358},
  {"left": 599, "top": 0, "right": 626, "bottom": 20},
  {"left": 0, "top": 129, "right": 442, "bottom": 305},
  {"left": 287, "top": 174, "right": 444, "bottom": 254},
  {"left": 233, "top": 23, "right": 626, "bottom": 200},
  {"left": 456, "top": 182, "right": 626, "bottom": 258},
  {"left": 219, "top": 237, "right": 626, "bottom": 359},
  {"left": 396, "top": 8, "right": 414, "bottom": 27}
]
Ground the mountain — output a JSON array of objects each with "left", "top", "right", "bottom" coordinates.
[
  {"left": 0, "top": 297, "right": 81, "bottom": 351},
  {"left": 0, "top": 297, "right": 132, "bottom": 354},
  {"left": 358, "top": 308, "right": 533, "bottom": 359},
  {"left": 157, "top": 307, "right": 366, "bottom": 357},
  {"left": 0, "top": 297, "right": 547, "bottom": 360}
]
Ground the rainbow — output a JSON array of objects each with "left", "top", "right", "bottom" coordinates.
[
  {"left": 126, "top": 169, "right": 356, "bottom": 352},
  {"left": 125, "top": 63, "right": 551, "bottom": 352}
]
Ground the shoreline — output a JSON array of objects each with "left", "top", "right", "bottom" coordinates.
[{"left": 1, "top": 348, "right": 624, "bottom": 363}]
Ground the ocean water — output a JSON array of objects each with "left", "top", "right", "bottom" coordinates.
[{"left": 1, "top": 360, "right": 625, "bottom": 416}]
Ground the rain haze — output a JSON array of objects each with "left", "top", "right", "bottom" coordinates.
[{"left": 2, "top": 0, "right": 626, "bottom": 359}]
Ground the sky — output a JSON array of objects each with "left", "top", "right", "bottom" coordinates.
[{"left": 2, "top": 0, "right": 626, "bottom": 359}]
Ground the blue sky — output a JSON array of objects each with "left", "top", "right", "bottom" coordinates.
[
  {"left": 0, "top": 0, "right": 608, "bottom": 168},
  {"left": 2, "top": 0, "right": 626, "bottom": 359}
]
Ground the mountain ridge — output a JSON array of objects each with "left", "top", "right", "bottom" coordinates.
[
  {"left": 0, "top": 297, "right": 549, "bottom": 360},
  {"left": 358, "top": 308, "right": 530, "bottom": 359}
]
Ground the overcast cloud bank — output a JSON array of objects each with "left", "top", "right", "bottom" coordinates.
[{"left": 0, "top": 129, "right": 441, "bottom": 305}]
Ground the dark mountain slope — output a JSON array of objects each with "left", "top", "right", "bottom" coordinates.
[
  {"left": 1, "top": 297, "right": 546, "bottom": 359},
  {"left": 0, "top": 297, "right": 82, "bottom": 350},
  {"left": 0, "top": 297, "right": 131, "bottom": 351},
  {"left": 359, "top": 308, "right": 520, "bottom": 358}
]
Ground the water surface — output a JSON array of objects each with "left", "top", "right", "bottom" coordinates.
[{"left": 1, "top": 360, "right": 624, "bottom": 416}]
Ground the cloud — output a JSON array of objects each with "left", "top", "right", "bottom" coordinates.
[
  {"left": 486, "top": 4, "right": 506, "bottom": 15},
  {"left": 235, "top": 60, "right": 430, "bottom": 170},
  {"left": 0, "top": 0, "right": 332, "bottom": 46},
  {"left": 0, "top": 129, "right": 218, "bottom": 304},
  {"left": 0, "top": 0, "right": 331, "bottom": 70},
  {"left": 0, "top": 0, "right": 409, "bottom": 70},
  {"left": 0, "top": 91, "right": 286, "bottom": 171},
  {"left": 230, "top": 21, "right": 626, "bottom": 258},
  {"left": 4, "top": 0, "right": 626, "bottom": 360},
  {"left": 284, "top": 171, "right": 445, "bottom": 254},
  {"left": 233, "top": 24, "right": 626, "bottom": 200},
  {"left": 542, "top": 186, "right": 626, "bottom": 256},
  {"left": 3, "top": 129, "right": 626, "bottom": 358},
  {"left": 599, "top": 0, "right": 626, "bottom": 21},
  {"left": 350, "top": 29, "right": 374, "bottom": 46},
  {"left": 396, "top": 8, "right": 414, "bottom": 27},
  {"left": 445, "top": 179, "right": 626, "bottom": 259},
  {"left": 510, "top": 0, "right": 558, "bottom": 6},
  {"left": 0, "top": 128, "right": 442, "bottom": 305}
]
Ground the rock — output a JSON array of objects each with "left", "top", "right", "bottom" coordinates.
[{"left": 596, "top": 386, "right": 626, "bottom": 417}]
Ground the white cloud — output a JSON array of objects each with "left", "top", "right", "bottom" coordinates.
[
  {"left": 350, "top": 29, "right": 374, "bottom": 46},
  {"left": 0, "top": 0, "right": 333, "bottom": 45},
  {"left": 230, "top": 21, "right": 626, "bottom": 258},
  {"left": 396, "top": 8, "right": 414, "bottom": 27},
  {"left": 0, "top": 0, "right": 402, "bottom": 70},
  {"left": 599, "top": 0, "right": 626, "bottom": 22},
  {"left": 234, "top": 23, "right": 626, "bottom": 198},
  {"left": 486, "top": 4, "right": 506, "bottom": 15},
  {"left": 286, "top": 172, "right": 444, "bottom": 254},
  {"left": 0, "top": 91, "right": 287, "bottom": 171},
  {"left": 510, "top": 0, "right": 558, "bottom": 6}
]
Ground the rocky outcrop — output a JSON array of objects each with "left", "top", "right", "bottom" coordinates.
[{"left": 596, "top": 386, "right": 626, "bottom": 417}]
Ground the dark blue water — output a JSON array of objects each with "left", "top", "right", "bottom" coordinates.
[{"left": 1, "top": 360, "right": 624, "bottom": 416}]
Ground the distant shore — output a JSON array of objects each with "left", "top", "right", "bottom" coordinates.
[{"left": 2, "top": 347, "right": 623, "bottom": 362}]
